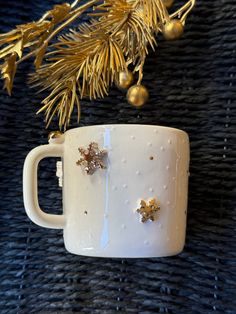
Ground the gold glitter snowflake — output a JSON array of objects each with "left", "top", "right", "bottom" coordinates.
[
  {"left": 76, "top": 142, "right": 107, "bottom": 175},
  {"left": 137, "top": 199, "right": 160, "bottom": 223}
]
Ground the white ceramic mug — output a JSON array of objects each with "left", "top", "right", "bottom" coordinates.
[{"left": 23, "top": 125, "right": 190, "bottom": 258}]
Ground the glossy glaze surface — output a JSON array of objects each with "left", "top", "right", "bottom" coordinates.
[{"left": 23, "top": 125, "right": 190, "bottom": 258}]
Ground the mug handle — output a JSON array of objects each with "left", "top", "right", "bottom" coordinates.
[{"left": 23, "top": 144, "right": 65, "bottom": 229}]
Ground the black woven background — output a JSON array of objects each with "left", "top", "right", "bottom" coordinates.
[{"left": 0, "top": 1, "right": 236, "bottom": 313}]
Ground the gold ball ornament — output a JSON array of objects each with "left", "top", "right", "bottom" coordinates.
[
  {"left": 117, "top": 70, "right": 134, "bottom": 89},
  {"left": 163, "top": 20, "right": 184, "bottom": 41},
  {"left": 48, "top": 131, "right": 65, "bottom": 144},
  {"left": 162, "top": 0, "right": 174, "bottom": 9},
  {"left": 127, "top": 85, "right": 149, "bottom": 108}
]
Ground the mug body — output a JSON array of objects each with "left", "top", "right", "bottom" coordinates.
[{"left": 62, "top": 125, "right": 190, "bottom": 258}]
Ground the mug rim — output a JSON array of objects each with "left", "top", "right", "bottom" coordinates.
[{"left": 65, "top": 124, "right": 188, "bottom": 137}]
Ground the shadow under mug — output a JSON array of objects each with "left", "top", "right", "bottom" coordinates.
[{"left": 23, "top": 124, "right": 190, "bottom": 258}]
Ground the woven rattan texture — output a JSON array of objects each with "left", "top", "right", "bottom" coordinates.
[{"left": 0, "top": 1, "right": 235, "bottom": 313}]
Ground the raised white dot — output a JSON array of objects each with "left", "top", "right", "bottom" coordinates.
[
  {"left": 125, "top": 200, "right": 130, "bottom": 205},
  {"left": 122, "top": 158, "right": 127, "bottom": 163},
  {"left": 149, "top": 187, "right": 154, "bottom": 192},
  {"left": 136, "top": 170, "right": 141, "bottom": 175},
  {"left": 144, "top": 240, "right": 149, "bottom": 246},
  {"left": 167, "top": 201, "right": 170, "bottom": 205},
  {"left": 168, "top": 139, "right": 172, "bottom": 144},
  {"left": 131, "top": 135, "right": 135, "bottom": 140},
  {"left": 147, "top": 142, "right": 152, "bottom": 147},
  {"left": 163, "top": 185, "right": 168, "bottom": 190},
  {"left": 172, "top": 176, "right": 176, "bottom": 181},
  {"left": 112, "top": 186, "right": 117, "bottom": 191},
  {"left": 121, "top": 224, "right": 126, "bottom": 229},
  {"left": 166, "top": 165, "right": 170, "bottom": 171},
  {"left": 160, "top": 146, "right": 165, "bottom": 151},
  {"left": 154, "top": 129, "right": 158, "bottom": 134},
  {"left": 104, "top": 214, "right": 109, "bottom": 219},
  {"left": 123, "top": 184, "right": 128, "bottom": 189}
]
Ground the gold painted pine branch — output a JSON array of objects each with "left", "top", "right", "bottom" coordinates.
[{"left": 0, "top": 0, "right": 195, "bottom": 130}]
